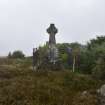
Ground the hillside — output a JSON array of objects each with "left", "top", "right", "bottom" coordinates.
[{"left": 0, "top": 62, "right": 104, "bottom": 105}]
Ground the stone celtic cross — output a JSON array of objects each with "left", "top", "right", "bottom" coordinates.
[{"left": 47, "top": 24, "right": 58, "bottom": 45}]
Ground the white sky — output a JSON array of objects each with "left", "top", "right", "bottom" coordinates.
[{"left": 0, "top": 0, "right": 105, "bottom": 56}]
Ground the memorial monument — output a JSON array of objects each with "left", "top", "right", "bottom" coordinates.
[
  {"left": 47, "top": 24, "right": 59, "bottom": 64},
  {"left": 33, "top": 24, "right": 62, "bottom": 70},
  {"left": 47, "top": 24, "right": 58, "bottom": 45}
]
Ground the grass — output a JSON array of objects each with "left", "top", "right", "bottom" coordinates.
[{"left": 0, "top": 58, "right": 104, "bottom": 105}]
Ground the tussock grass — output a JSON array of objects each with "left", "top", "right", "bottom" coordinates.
[{"left": 0, "top": 65, "right": 103, "bottom": 105}]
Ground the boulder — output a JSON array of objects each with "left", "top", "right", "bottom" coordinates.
[{"left": 98, "top": 84, "right": 105, "bottom": 105}]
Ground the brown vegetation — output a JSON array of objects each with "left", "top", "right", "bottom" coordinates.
[{"left": 0, "top": 59, "right": 104, "bottom": 105}]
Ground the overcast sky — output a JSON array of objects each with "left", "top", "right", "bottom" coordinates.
[{"left": 0, "top": 0, "right": 105, "bottom": 56}]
